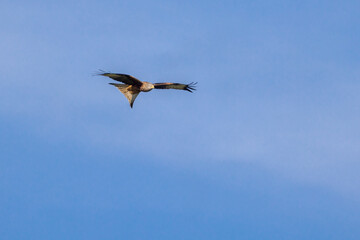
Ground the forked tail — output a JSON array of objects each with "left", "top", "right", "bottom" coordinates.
[{"left": 109, "top": 83, "right": 140, "bottom": 108}]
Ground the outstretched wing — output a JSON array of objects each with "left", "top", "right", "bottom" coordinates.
[
  {"left": 109, "top": 83, "right": 140, "bottom": 108},
  {"left": 153, "top": 82, "right": 197, "bottom": 93},
  {"left": 98, "top": 70, "right": 143, "bottom": 87}
]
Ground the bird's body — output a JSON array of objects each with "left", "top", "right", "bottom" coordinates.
[{"left": 97, "top": 71, "right": 196, "bottom": 108}]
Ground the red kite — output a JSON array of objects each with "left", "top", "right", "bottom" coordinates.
[{"left": 97, "top": 71, "right": 197, "bottom": 108}]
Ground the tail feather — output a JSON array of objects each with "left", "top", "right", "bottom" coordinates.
[{"left": 109, "top": 83, "right": 140, "bottom": 108}]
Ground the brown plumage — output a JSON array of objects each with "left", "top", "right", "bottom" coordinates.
[
  {"left": 97, "top": 71, "right": 197, "bottom": 108},
  {"left": 153, "top": 82, "right": 196, "bottom": 92}
]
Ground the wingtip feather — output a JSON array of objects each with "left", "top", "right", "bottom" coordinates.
[
  {"left": 185, "top": 82, "right": 197, "bottom": 92},
  {"left": 93, "top": 69, "right": 108, "bottom": 76}
]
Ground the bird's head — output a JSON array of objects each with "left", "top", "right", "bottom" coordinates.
[{"left": 141, "top": 82, "right": 155, "bottom": 92}]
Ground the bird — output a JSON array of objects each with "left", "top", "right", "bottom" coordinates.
[{"left": 97, "top": 70, "right": 197, "bottom": 108}]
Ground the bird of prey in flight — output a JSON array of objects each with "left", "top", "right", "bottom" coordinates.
[{"left": 97, "top": 71, "right": 197, "bottom": 108}]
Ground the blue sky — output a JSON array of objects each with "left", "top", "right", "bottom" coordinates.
[{"left": 1, "top": 0, "right": 360, "bottom": 239}]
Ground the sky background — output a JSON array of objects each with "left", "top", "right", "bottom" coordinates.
[{"left": 1, "top": 0, "right": 360, "bottom": 239}]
